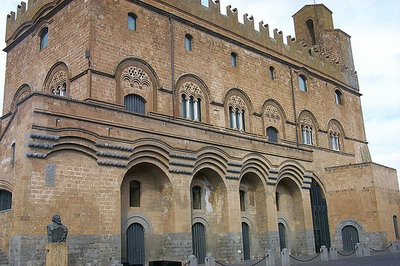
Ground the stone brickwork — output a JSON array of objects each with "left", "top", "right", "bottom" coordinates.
[{"left": 0, "top": 0, "right": 399, "bottom": 265}]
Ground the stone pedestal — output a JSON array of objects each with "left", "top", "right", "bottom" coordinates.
[{"left": 46, "top": 243, "right": 68, "bottom": 266}]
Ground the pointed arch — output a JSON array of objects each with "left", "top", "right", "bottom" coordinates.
[
  {"left": 223, "top": 88, "right": 254, "bottom": 132},
  {"left": 327, "top": 119, "right": 345, "bottom": 151},
  {"left": 43, "top": 61, "right": 70, "bottom": 97},
  {"left": 261, "top": 99, "right": 287, "bottom": 141},
  {"left": 298, "top": 110, "right": 319, "bottom": 146},
  {"left": 10, "top": 84, "right": 32, "bottom": 112},
  {"left": 115, "top": 58, "right": 160, "bottom": 113},
  {"left": 175, "top": 74, "right": 211, "bottom": 123}
]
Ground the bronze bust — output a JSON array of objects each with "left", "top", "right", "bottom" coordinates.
[{"left": 47, "top": 215, "right": 68, "bottom": 243}]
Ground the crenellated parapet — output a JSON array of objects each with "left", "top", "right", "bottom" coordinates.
[
  {"left": 5, "top": 0, "right": 65, "bottom": 45},
  {"left": 5, "top": 0, "right": 359, "bottom": 89},
  {"left": 153, "top": 0, "right": 359, "bottom": 89}
]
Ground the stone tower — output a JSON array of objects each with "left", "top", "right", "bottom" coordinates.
[{"left": 293, "top": 4, "right": 356, "bottom": 86}]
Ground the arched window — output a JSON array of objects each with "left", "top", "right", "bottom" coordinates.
[
  {"left": 229, "top": 107, "right": 245, "bottom": 130},
  {"left": 124, "top": 94, "right": 145, "bottom": 114},
  {"left": 301, "top": 125, "right": 313, "bottom": 145},
  {"left": 231, "top": 52, "right": 237, "bottom": 67},
  {"left": 275, "top": 192, "right": 280, "bottom": 211},
  {"left": 299, "top": 75, "right": 307, "bottom": 92},
  {"left": 129, "top": 181, "right": 140, "bottom": 207},
  {"left": 181, "top": 94, "right": 201, "bottom": 121},
  {"left": 128, "top": 13, "right": 137, "bottom": 31},
  {"left": 0, "top": 190, "right": 12, "bottom": 211},
  {"left": 40, "top": 27, "right": 49, "bottom": 50},
  {"left": 269, "top": 66, "right": 275, "bottom": 80},
  {"left": 306, "top": 19, "right": 316, "bottom": 46},
  {"left": 192, "top": 186, "right": 202, "bottom": 210},
  {"left": 335, "top": 90, "right": 342, "bottom": 105},
  {"left": 394, "top": 215, "right": 399, "bottom": 239},
  {"left": 239, "top": 190, "right": 245, "bottom": 212},
  {"left": 267, "top": 127, "right": 278, "bottom": 143},
  {"left": 185, "top": 34, "right": 193, "bottom": 51}
]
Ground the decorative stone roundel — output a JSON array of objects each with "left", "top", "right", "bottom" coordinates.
[
  {"left": 265, "top": 105, "right": 280, "bottom": 120},
  {"left": 301, "top": 115, "right": 313, "bottom": 126},
  {"left": 228, "top": 95, "right": 246, "bottom": 109},
  {"left": 180, "top": 82, "right": 203, "bottom": 99},
  {"left": 329, "top": 124, "right": 340, "bottom": 135},
  {"left": 121, "top": 66, "right": 152, "bottom": 91},
  {"left": 49, "top": 70, "right": 68, "bottom": 96}
]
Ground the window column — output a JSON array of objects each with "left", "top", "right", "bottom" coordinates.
[
  {"left": 185, "top": 96, "right": 191, "bottom": 119},
  {"left": 193, "top": 98, "right": 199, "bottom": 121},
  {"left": 238, "top": 110, "right": 244, "bottom": 131}
]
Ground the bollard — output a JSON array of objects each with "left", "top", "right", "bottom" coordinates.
[
  {"left": 265, "top": 249, "right": 275, "bottom": 266},
  {"left": 281, "top": 248, "right": 290, "bottom": 266},
  {"left": 205, "top": 253, "right": 215, "bottom": 266},
  {"left": 391, "top": 241, "right": 400, "bottom": 252},
  {"left": 189, "top": 255, "right": 198, "bottom": 266},
  {"left": 355, "top": 243, "right": 363, "bottom": 257},
  {"left": 363, "top": 243, "right": 371, "bottom": 256},
  {"left": 320, "top": 245, "right": 329, "bottom": 261},
  {"left": 329, "top": 245, "right": 338, "bottom": 260}
]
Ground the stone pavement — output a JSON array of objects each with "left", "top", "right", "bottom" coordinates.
[{"left": 225, "top": 251, "right": 400, "bottom": 266}]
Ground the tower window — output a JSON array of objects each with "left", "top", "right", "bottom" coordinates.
[
  {"left": 335, "top": 90, "right": 342, "bottom": 105},
  {"left": 306, "top": 19, "right": 316, "bottom": 46},
  {"left": 267, "top": 127, "right": 278, "bottom": 143},
  {"left": 40, "top": 27, "right": 49, "bottom": 50},
  {"left": 269, "top": 66, "right": 275, "bottom": 80},
  {"left": 276, "top": 192, "right": 280, "bottom": 211},
  {"left": 128, "top": 13, "right": 137, "bottom": 31},
  {"left": 299, "top": 75, "right": 307, "bottom": 92},
  {"left": 185, "top": 34, "right": 193, "bottom": 51},
  {"left": 124, "top": 94, "right": 145, "bottom": 114},
  {"left": 129, "top": 181, "right": 141, "bottom": 207},
  {"left": 394, "top": 215, "right": 399, "bottom": 239},
  {"left": 231, "top": 52, "right": 237, "bottom": 67},
  {"left": 192, "top": 186, "right": 202, "bottom": 210}
]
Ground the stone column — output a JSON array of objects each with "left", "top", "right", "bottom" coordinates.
[
  {"left": 186, "top": 96, "right": 191, "bottom": 119},
  {"left": 238, "top": 110, "right": 243, "bottom": 130},
  {"left": 46, "top": 243, "right": 68, "bottom": 266},
  {"left": 232, "top": 109, "right": 237, "bottom": 129},
  {"left": 193, "top": 99, "right": 199, "bottom": 121}
]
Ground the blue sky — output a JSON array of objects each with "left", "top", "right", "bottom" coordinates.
[{"left": 0, "top": 0, "right": 399, "bottom": 183}]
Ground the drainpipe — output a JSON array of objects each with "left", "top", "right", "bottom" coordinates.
[
  {"left": 169, "top": 17, "right": 176, "bottom": 118},
  {"left": 289, "top": 66, "right": 299, "bottom": 146}
]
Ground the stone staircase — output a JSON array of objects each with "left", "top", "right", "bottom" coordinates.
[{"left": 0, "top": 249, "right": 8, "bottom": 265}]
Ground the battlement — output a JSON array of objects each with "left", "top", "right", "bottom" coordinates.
[
  {"left": 5, "top": 0, "right": 64, "bottom": 44},
  {"left": 154, "top": 0, "right": 358, "bottom": 89},
  {"left": 4, "top": 0, "right": 358, "bottom": 89}
]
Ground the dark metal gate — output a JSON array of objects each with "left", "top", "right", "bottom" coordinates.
[
  {"left": 127, "top": 223, "right": 145, "bottom": 266},
  {"left": 242, "top": 222, "right": 250, "bottom": 260},
  {"left": 310, "top": 179, "right": 331, "bottom": 252},
  {"left": 342, "top": 225, "right": 359, "bottom": 252},
  {"left": 192, "top": 223, "right": 206, "bottom": 264},
  {"left": 278, "top": 223, "right": 287, "bottom": 251}
]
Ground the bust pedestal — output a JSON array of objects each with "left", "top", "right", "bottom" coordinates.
[{"left": 46, "top": 242, "right": 69, "bottom": 266}]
